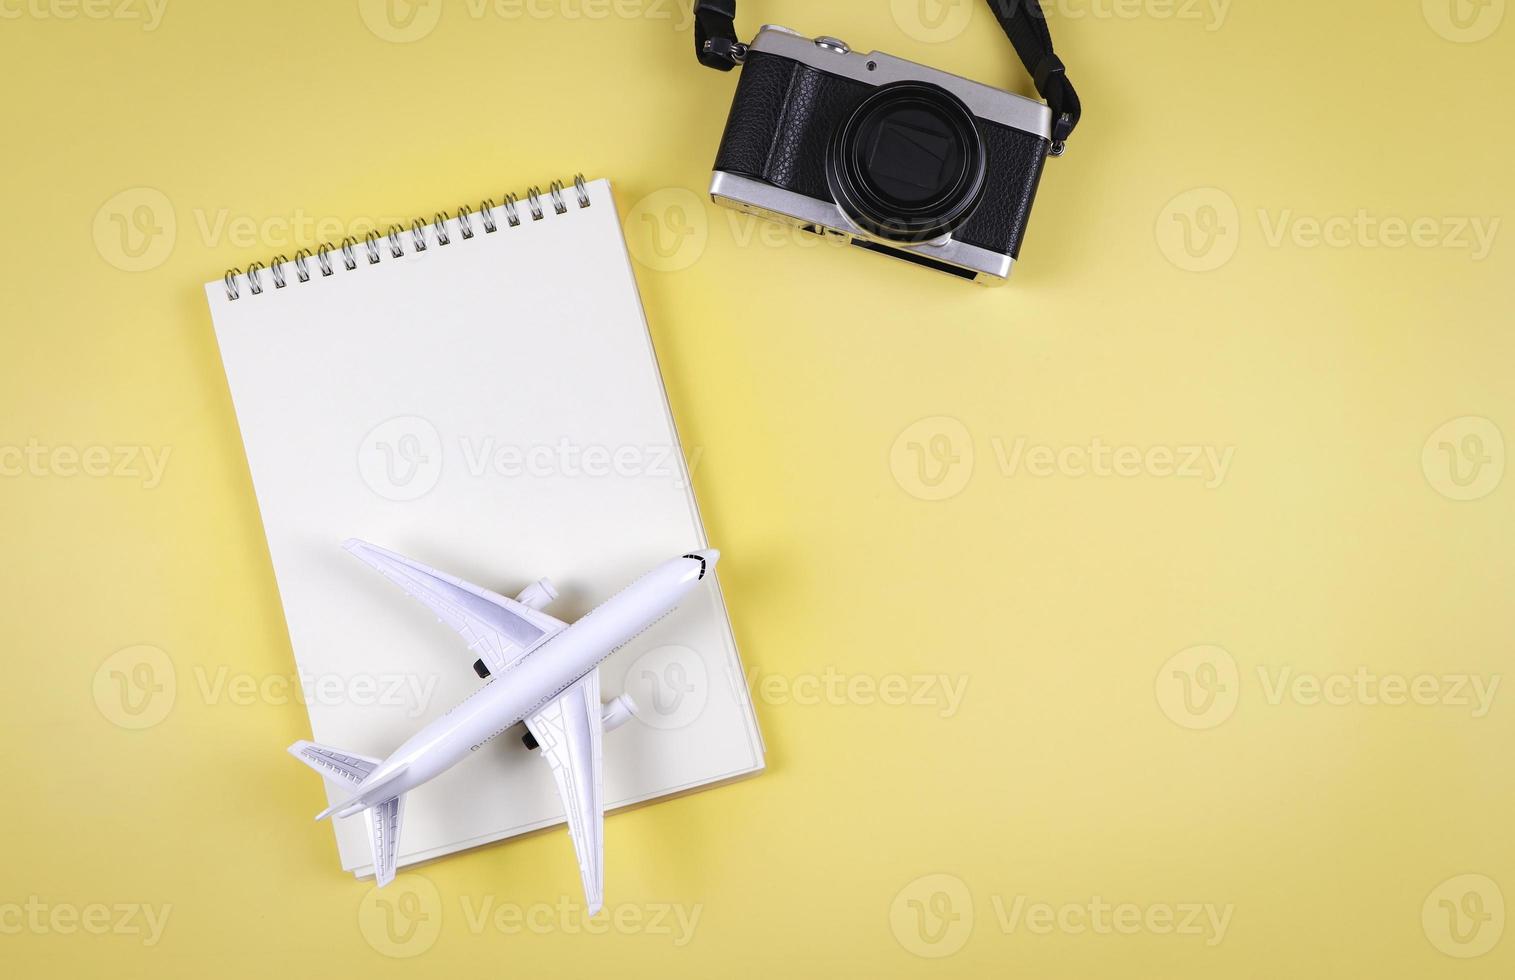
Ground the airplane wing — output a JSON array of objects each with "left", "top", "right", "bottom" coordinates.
[
  {"left": 525, "top": 670, "right": 605, "bottom": 915},
  {"left": 344, "top": 539, "right": 566, "bottom": 676}
]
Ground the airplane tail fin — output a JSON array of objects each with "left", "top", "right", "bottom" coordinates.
[
  {"left": 310, "top": 764, "right": 410, "bottom": 821},
  {"left": 288, "top": 741, "right": 408, "bottom": 886}
]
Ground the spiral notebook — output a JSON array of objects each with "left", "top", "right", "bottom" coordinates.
[{"left": 205, "top": 175, "right": 764, "bottom": 880}]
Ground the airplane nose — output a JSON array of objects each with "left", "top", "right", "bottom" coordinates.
[{"left": 682, "top": 549, "right": 720, "bottom": 579}]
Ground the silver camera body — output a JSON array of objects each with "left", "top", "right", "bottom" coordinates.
[{"left": 708, "top": 26, "right": 1056, "bottom": 285}]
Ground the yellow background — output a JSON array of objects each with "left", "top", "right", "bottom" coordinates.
[{"left": 2, "top": 0, "right": 1511, "bottom": 976}]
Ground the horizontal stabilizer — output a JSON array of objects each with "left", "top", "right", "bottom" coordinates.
[
  {"left": 315, "top": 765, "right": 410, "bottom": 821},
  {"left": 366, "top": 794, "right": 406, "bottom": 887},
  {"left": 288, "top": 740, "right": 381, "bottom": 786}
]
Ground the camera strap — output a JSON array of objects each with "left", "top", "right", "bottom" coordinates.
[
  {"left": 693, "top": 0, "right": 741, "bottom": 70},
  {"left": 692, "top": 0, "right": 1082, "bottom": 149}
]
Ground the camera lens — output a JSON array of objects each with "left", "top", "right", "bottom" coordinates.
[{"left": 828, "top": 82, "right": 987, "bottom": 244}]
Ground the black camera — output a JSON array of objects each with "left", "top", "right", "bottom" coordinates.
[{"left": 707, "top": 25, "right": 1059, "bottom": 285}]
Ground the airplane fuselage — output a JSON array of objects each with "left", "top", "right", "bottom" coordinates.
[{"left": 334, "top": 552, "right": 712, "bottom": 815}]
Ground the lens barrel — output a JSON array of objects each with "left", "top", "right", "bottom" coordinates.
[{"left": 827, "top": 82, "right": 987, "bottom": 244}]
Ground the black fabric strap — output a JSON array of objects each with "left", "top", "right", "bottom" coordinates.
[
  {"left": 692, "top": 0, "right": 1081, "bottom": 146},
  {"left": 693, "top": 0, "right": 740, "bottom": 71},
  {"left": 985, "top": 0, "right": 1081, "bottom": 146}
]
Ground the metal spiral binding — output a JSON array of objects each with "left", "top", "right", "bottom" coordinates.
[{"left": 221, "top": 173, "right": 592, "bottom": 300}]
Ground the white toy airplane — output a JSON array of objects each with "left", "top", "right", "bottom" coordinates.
[{"left": 288, "top": 539, "right": 720, "bottom": 914}]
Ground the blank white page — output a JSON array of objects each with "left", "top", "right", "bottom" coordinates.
[{"left": 205, "top": 178, "right": 763, "bottom": 878}]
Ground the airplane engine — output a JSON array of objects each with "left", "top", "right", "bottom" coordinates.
[
  {"left": 522, "top": 694, "right": 637, "bottom": 750},
  {"left": 515, "top": 578, "right": 558, "bottom": 610},
  {"left": 600, "top": 694, "right": 636, "bottom": 733}
]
